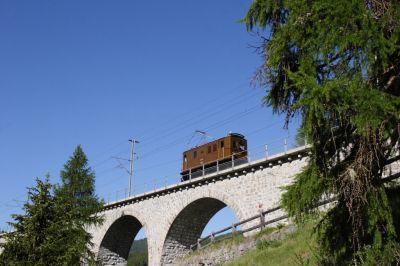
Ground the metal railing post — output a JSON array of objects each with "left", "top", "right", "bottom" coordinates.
[
  {"left": 265, "top": 144, "right": 269, "bottom": 158},
  {"left": 197, "top": 238, "right": 201, "bottom": 249},
  {"left": 202, "top": 164, "right": 205, "bottom": 176},
  {"left": 260, "top": 211, "right": 265, "bottom": 229},
  {"left": 217, "top": 160, "right": 219, "bottom": 173},
  {"left": 232, "top": 224, "right": 237, "bottom": 235},
  {"left": 189, "top": 169, "right": 192, "bottom": 180},
  {"left": 284, "top": 139, "right": 287, "bottom": 154}
]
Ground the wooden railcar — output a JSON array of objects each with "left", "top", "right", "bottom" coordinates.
[{"left": 181, "top": 133, "right": 247, "bottom": 181}]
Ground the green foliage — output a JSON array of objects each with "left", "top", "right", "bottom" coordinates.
[
  {"left": 129, "top": 238, "right": 148, "bottom": 254},
  {"left": 55, "top": 145, "right": 104, "bottom": 264},
  {"left": 0, "top": 176, "right": 86, "bottom": 266},
  {"left": 57, "top": 145, "right": 103, "bottom": 222},
  {"left": 127, "top": 252, "right": 148, "bottom": 266},
  {"left": 245, "top": 0, "right": 400, "bottom": 264},
  {"left": 281, "top": 163, "right": 330, "bottom": 220},
  {"left": 0, "top": 145, "right": 104, "bottom": 265},
  {"left": 257, "top": 239, "right": 281, "bottom": 250},
  {"left": 225, "top": 219, "right": 319, "bottom": 266},
  {"left": 128, "top": 238, "right": 148, "bottom": 266}
]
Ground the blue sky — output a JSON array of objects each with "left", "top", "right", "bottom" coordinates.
[{"left": 0, "top": 1, "right": 300, "bottom": 239}]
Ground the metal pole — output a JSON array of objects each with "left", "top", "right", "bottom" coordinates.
[
  {"left": 128, "top": 139, "right": 139, "bottom": 197},
  {"left": 260, "top": 211, "right": 265, "bottom": 229},
  {"left": 284, "top": 139, "right": 287, "bottom": 153},
  {"left": 265, "top": 144, "right": 268, "bottom": 158}
]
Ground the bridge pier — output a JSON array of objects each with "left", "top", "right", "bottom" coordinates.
[{"left": 88, "top": 148, "right": 309, "bottom": 266}]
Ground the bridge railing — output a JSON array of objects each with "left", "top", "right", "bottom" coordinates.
[
  {"left": 100, "top": 137, "right": 308, "bottom": 205},
  {"left": 189, "top": 197, "right": 335, "bottom": 252}
]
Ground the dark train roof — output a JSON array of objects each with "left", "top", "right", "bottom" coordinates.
[
  {"left": 228, "top": 132, "right": 245, "bottom": 138},
  {"left": 184, "top": 132, "right": 246, "bottom": 152}
]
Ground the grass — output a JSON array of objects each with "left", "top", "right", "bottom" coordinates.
[
  {"left": 224, "top": 219, "right": 319, "bottom": 266},
  {"left": 127, "top": 252, "right": 147, "bottom": 266},
  {"left": 180, "top": 232, "right": 245, "bottom": 261},
  {"left": 127, "top": 238, "right": 148, "bottom": 266}
]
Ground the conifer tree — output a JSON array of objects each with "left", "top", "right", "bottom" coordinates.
[
  {"left": 55, "top": 145, "right": 103, "bottom": 264},
  {"left": 57, "top": 145, "right": 103, "bottom": 221},
  {"left": 244, "top": 0, "right": 400, "bottom": 264},
  {"left": 0, "top": 146, "right": 103, "bottom": 265},
  {"left": 0, "top": 176, "right": 61, "bottom": 265}
]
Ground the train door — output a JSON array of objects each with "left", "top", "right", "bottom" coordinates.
[
  {"left": 220, "top": 140, "right": 225, "bottom": 158},
  {"left": 183, "top": 154, "right": 188, "bottom": 170}
]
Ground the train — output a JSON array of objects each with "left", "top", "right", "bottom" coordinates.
[{"left": 181, "top": 133, "right": 248, "bottom": 181}]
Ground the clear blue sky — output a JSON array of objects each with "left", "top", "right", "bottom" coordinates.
[{"left": 0, "top": 0, "right": 300, "bottom": 239}]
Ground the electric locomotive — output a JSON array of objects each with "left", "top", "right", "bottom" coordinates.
[{"left": 181, "top": 133, "right": 247, "bottom": 181}]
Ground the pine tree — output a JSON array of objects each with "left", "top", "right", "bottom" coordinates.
[
  {"left": 58, "top": 145, "right": 103, "bottom": 220},
  {"left": 244, "top": 0, "right": 400, "bottom": 264},
  {"left": 0, "top": 176, "right": 60, "bottom": 265},
  {"left": 0, "top": 146, "right": 103, "bottom": 265},
  {"left": 55, "top": 145, "right": 104, "bottom": 264}
]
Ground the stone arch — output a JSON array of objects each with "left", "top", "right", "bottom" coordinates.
[
  {"left": 98, "top": 214, "right": 146, "bottom": 265},
  {"left": 160, "top": 192, "right": 243, "bottom": 265}
]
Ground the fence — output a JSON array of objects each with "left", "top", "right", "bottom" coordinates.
[
  {"left": 190, "top": 197, "right": 335, "bottom": 252},
  {"left": 101, "top": 137, "right": 308, "bottom": 205}
]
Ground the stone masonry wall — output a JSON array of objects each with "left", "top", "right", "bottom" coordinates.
[{"left": 88, "top": 151, "right": 308, "bottom": 266}]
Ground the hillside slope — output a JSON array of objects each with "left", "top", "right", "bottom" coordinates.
[{"left": 177, "top": 220, "right": 318, "bottom": 266}]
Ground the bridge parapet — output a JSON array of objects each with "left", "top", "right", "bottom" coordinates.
[
  {"left": 103, "top": 145, "right": 311, "bottom": 211},
  {"left": 90, "top": 145, "right": 310, "bottom": 265}
]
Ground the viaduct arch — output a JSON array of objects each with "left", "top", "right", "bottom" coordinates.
[{"left": 88, "top": 147, "right": 309, "bottom": 265}]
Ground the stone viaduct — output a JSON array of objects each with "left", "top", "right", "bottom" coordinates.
[{"left": 88, "top": 146, "right": 310, "bottom": 266}]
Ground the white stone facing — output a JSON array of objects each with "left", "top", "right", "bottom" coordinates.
[
  {"left": 88, "top": 152, "right": 308, "bottom": 266},
  {"left": 1, "top": 146, "right": 398, "bottom": 265}
]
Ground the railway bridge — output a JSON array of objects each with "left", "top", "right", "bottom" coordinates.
[{"left": 89, "top": 146, "right": 310, "bottom": 266}]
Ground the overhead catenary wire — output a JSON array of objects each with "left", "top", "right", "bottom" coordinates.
[
  {"left": 0, "top": 84, "right": 265, "bottom": 224},
  {"left": 93, "top": 105, "right": 262, "bottom": 177},
  {"left": 88, "top": 83, "right": 254, "bottom": 167},
  {"left": 92, "top": 101, "right": 264, "bottom": 177},
  {"left": 98, "top": 133, "right": 300, "bottom": 202},
  {"left": 93, "top": 119, "right": 288, "bottom": 192},
  {"left": 90, "top": 87, "right": 262, "bottom": 170}
]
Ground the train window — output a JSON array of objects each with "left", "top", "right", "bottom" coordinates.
[
  {"left": 193, "top": 151, "right": 197, "bottom": 158},
  {"left": 234, "top": 141, "right": 239, "bottom": 149},
  {"left": 213, "top": 144, "right": 217, "bottom": 152},
  {"left": 220, "top": 141, "right": 224, "bottom": 148},
  {"left": 208, "top": 146, "right": 211, "bottom": 153}
]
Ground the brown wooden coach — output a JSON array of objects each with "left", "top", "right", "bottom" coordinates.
[{"left": 181, "top": 133, "right": 247, "bottom": 181}]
